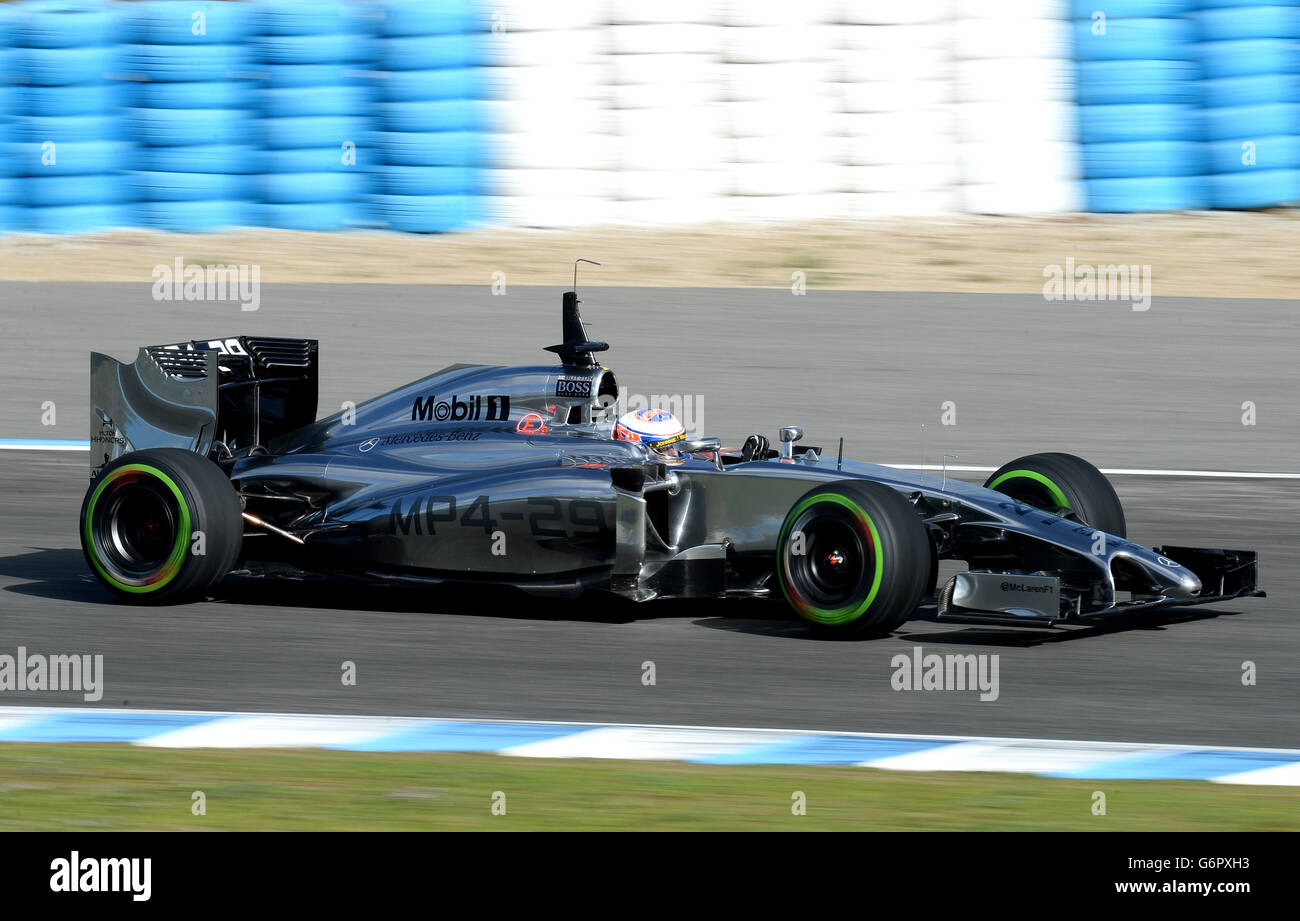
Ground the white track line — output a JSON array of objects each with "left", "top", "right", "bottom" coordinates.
[
  {"left": 886, "top": 463, "right": 1300, "bottom": 480},
  {"left": 0, "top": 442, "right": 91, "bottom": 452},
  {"left": 4, "top": 439, "right": 1299, "bottom": 480}
]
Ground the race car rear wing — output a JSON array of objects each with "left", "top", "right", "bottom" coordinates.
[{"left": 89, "top": 336, "right": 318, "bottom": 477}]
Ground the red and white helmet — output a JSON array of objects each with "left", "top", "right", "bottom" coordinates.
[{"left": 613, "top": 408, "right": 686, "bottom": 455}]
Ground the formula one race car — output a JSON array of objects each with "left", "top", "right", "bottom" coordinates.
[{"left": 80, "top": 288, "right": 1264, "bottom": 637}]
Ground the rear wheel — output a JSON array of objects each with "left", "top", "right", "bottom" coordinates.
[
  {"left": 80, "top": 448, "right": 242, "bottom": 603},
  {"left": 777, "top": 480, "right": 930, "bottom": 638},
  {"left": 984, "top": 452, "right": 1126, "bottom": 538}
]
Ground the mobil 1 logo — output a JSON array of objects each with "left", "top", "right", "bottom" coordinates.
[{"left": 411, "top": 394, "right": 510, "bottom": 423}]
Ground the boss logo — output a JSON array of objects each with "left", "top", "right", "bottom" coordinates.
[
  {"left": 411, "top": 394, "right": 510, "bottom": 422},
  {"left": 556, "top": 377, "right": 593, "bottom": 398}
]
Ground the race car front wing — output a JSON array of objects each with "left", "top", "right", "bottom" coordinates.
[{"left": 937, "top": 546, "right": 1263, "bottom": 628}]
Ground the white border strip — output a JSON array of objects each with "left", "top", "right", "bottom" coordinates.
[{"left": 0, "top": 705, "right": 1293, "bottom": 757}]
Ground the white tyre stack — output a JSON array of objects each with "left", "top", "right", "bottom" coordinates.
[
  {"left": 721, "top": 0, "right": 841, "bottom": 222},
  {"left": 831, "top": 0, "right": 959, "bottom": 217},
  {"left": 483, "top": 0, "right": 613, "bottom": 228},
  {"left": 605, "top": 1, "right": 726, "bottom": 224},
  {"left": 952, "top": 0, "right": 1083, "bottom": 213}
]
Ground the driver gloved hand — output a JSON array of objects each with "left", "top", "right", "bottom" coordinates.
[{"left": 741, "top": 434, "right": 770, "bottom": 462}]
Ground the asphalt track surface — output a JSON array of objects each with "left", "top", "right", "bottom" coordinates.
[{"left": 1, "top": 285, "right": 1297, "bottom": 748}]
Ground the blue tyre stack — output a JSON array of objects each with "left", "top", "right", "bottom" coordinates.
[
  {"left": 9, "top": 0, "right": 128, "bottom": 233},
  {"left": 1072, "top": 1, "right": 1206, "bottom": 211},
  {"left": 251, "top": 0, "right": 373, "bottom": 231},
  {"left": 0, "top": 4, "right": 19, "bottom": 231},
  {"left": 371, "top": 0, "right": 489, "bottom": 232},
  {"left": 123, "top": 0, "right": 254, "bottom": 232},
  {"left": 1195, "top": 2, "right": 1300, "bottom": 208}
]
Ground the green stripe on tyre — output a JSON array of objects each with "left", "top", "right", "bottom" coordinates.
[
  {"left": 778, "top": 492, "right": 884, "bottom": 626},
  {"left": 82, "top": 463, "right": 191, "bottom": 594},
  {"left": 987, "top": 469, "right": 1071, "bottom": 509}
]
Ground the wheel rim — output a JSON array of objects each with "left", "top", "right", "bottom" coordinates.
[
  {"left": 779, "top": 493, "right": 883, "bottom": 626},
  {"left": 102, "top": 483, "right": 177, "bottom": 573},
  {"left": 84, "top": 465, "right": 191, "bottom": 592},
  {"left": 795, "top": 516, "right": 866, "bottom": 606}
]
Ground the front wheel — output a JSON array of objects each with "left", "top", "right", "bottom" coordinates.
[
  {"left": 776, "top": 480, "right": 930, "bottom": 638},
  {"left": 80, "top": 447, "right": 243, "bottom": 603},
  {"left": 983, "top": 452, "right": 1126, "bottom": 538}
]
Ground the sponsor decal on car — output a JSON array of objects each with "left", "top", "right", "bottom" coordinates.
[
  {"left": 516, "top": 412, "right": 548, "bottom": 435},
  {"left": 366, "top": 430, "right": 483, "bottom": 450},
  {"left": 159, "top": 337, "right": 249, "bottom": 356},
  {"left": 555, "top": 376, "right": 594, "bottom": 398},
  {"left": 388, "top": 494, "right": 610, "bottom": 538},
  {"left": 1000, "top": 580, "right": 1054, "bottom": 594},
  {"left": 411, "top": 394, "right": 510, "bottom": 423}
]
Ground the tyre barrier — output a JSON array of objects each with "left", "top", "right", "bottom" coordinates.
[
  {"left": 135, "top": 199, "right": 248, "bottom": 232},
  {"left": 376, "top": 67, "right": 487, "bottom": 102},
  {"left": 139, "top": 145, "right": 257, "bottom": 174},
  {"left": 3, "top": 140, "right": 132, "bottom": 176},
  {"left": 119, "top": 43, "right": 249, "bottom": 82},
  {"left": 1191, "top": 6, "right": 1300, "bottom": 42},
  {"left": 1083, "top": 175, "right": 1209, "bottom": 212},
  {"left": 1202, "top": 102, "right": 1300, "bottom": 142},
  {"left": 252, "top": 201, "right": 366, "bottom": 231},
  {"left": 259, "top": 84, "right": 372, "bottom": 118},
  {"left": 6, "top": 0, "right": 1300, "bottom": 230},
  {"left": 372, "top": 3, "right": 488, "bottom": 231},
  {"left": 379, "top": 0, "right": 481, "bottom": 37},
  {"left": 125, "top": 108, "right": 254, "bottom": 147},
  {"left": 25, "top": 173, "right": 131, "bottom": 206},
  {"left": 371, "top": 194, "right": 482, "bottom": 232},
  {"left": 132, "top": 80, "right": 246, "bottom": 111},
  {"left": 259, "top": 146, "right": 373, "bottom": 173},
  {"left": 14, "top": 0, "right": 117, "bottom": 48},
  {"left": 1198, "top": 39, "right": 1298, "bottom": 80},
  {"left": 1208, "top": 168, "right": 1300, "bottom": 208},
  {"left": 1197, "top": 21, "right": 1300, "bottom": 208},
  {"left": 128, "top": 170, "right": 254, "bottom": 202},
  {"left": 23, "top": 202, "right": 129, "bottom": 233},
  {"left": 1080, "top": 140, "right": 1202, "bottom": 179},
  {"left": 1201, "top": 73, "right": 1300, "bottom": 109},
  {"left": 375, "top": 165, "right": 484, "bottom": 196},
  {"left": 258, "top": 171, "right": 367, "bottom": 204},
  {"left": 1077, "top": 103, "right": 1200, "bottom": 144},
  {"left": 15, "top": 83, "right": 125, "bottom": 115},
  {"left": 1071, "top": 17, "right": 1195, "bottom": 62},
  {"left": 1205, "top": 135, "right": 1300, "bottom": 174},
  {"left": 1074, "top": 60, "right": 1196, "bottom": 105},
  {"left": 126, "top": 0, "right": 253, "bottom": 45}
]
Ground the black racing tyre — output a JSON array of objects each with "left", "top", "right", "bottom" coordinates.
[
  {"left": 777, "top": 480, "right": 930, "bottom": 638},
  {"left": 79, "top": 448, "right": 242, "bottom": 603},
  {"left": 983, "top": 452, "right": 1126, "bottom": 538}
]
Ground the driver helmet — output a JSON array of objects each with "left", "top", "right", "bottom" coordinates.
[{"left": 613, "top": 408, "right": 686, "bottom": 456}]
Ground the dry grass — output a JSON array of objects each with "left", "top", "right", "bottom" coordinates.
[{"left": 2, "top": 211, "right": 1297, "bottom": 296}]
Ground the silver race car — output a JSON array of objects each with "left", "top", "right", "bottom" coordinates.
[{"left": 80, "top": 287, "right": 1263, "bottom": 637}]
